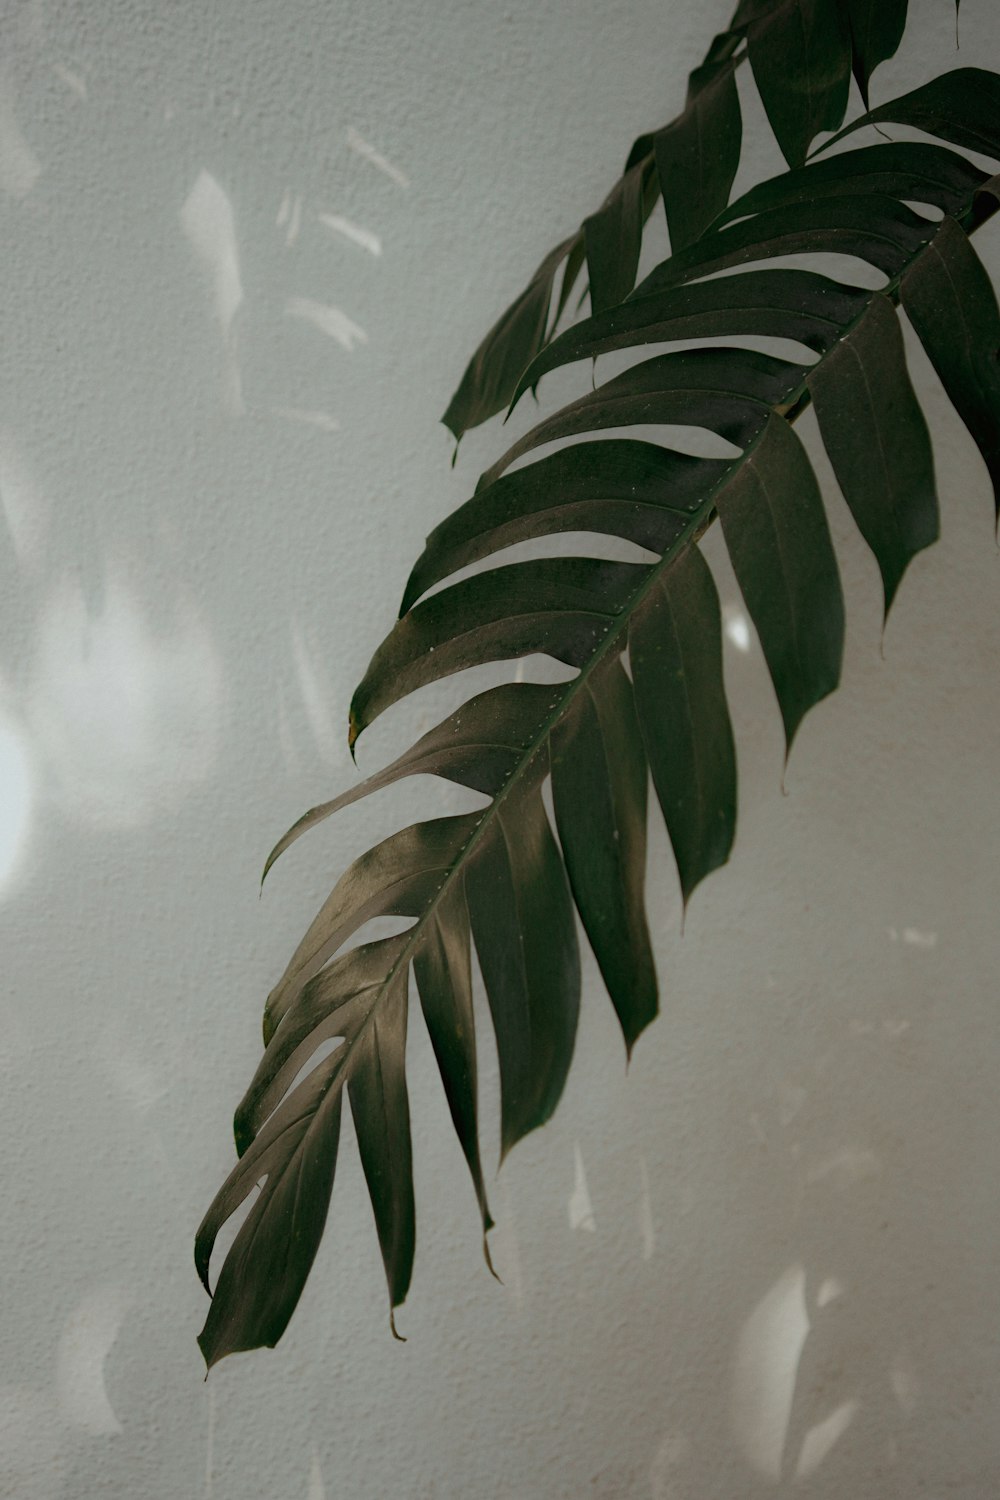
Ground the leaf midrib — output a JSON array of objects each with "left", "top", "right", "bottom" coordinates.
[{"left": 261, "top": 183, "right": 997, "bottom": 1178}]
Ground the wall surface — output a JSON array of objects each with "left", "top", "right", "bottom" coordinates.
[{"left": 2, "top": 0, "right": 999, "bottom": 1495}]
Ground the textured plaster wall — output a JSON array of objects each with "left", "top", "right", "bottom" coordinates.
[{"left": 2, "top": 0, "right": 1000, "bottom": 1495}]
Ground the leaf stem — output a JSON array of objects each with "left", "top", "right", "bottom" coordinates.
[{"left": 266, "top": 183, "right": 999, "bottom": 1163}]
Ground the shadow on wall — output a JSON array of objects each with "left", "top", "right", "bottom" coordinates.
[
  {"left": 0, "top": 0, "right": 415, "bottom": 889},
  {"left": 0, "top": 0, "right": 996, "bottom": 1496},
  {"left": 637, "top": 971, "right": 989, "bottom": 1498},
  {"left": 0, "top": 5, "right": 417, "bottom": 1494}
]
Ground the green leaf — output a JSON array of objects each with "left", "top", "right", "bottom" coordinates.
[
  {"left": 265, "top": 682, "right": 562, "bottom": 879},
  {"left": 585, "top": 160, "right": 650, "bottom": 315},
  {"left": 822, "top": 67, "right": 1000, "bottom": 159},
  {"left": 349, "top": 967, "right": 415, "bottom": 1324},
  {"left": 350, "top": 556, "right": 649, "bottom": 744},
  {"left": 656, "top": 55, "right": 742, "bottom": 252},
  {"left": 200, "top": 45, "right": 1000, "bottom": 1367},
  {"left": 900, "top": 215, "right": 1000, "bottom": 516},
  {"left": 413, "top": 886, "right": 494, "bottom": 1240},
  {"left": 438, "top": 13, "right": 751, "bottom": 441},
  {"left": 746, "top": 0, "right": 852, "bottom": 167},
  {"left": 199, "top": 935, "right": 416, "bottom": 1366},
  {"left": 550, "top": 656, "right": 657, "bottom": 1055},
  {"left": 513, "top": 270, "right": 868, "bottom": 405},
  {"left": 482, "top": 348, "right": 807, "bottom": 491},
  {"left": 442, "top": 235, "right": 578, "bottom": 442},
  {"left": 634, "top": 194, "right": 935, "bottom": 299},
  {"left": 196, "top": 1046, "right": 345, "bottom": 1368},
  {"left": 466, "top": 779, "right": 580, "bottom": 1160},
  {"left": 716, "top": 414, "right": 844, "bottom": 752},
  {"left": 841, "top": 0, "right": 908, "bottom": 108},
  {"left": 237, "top": 937, "right": 409, "bottom": 1151},
  {"left": 629, "top": 544, "right": 737, "bottom": 907},
  {"left": 809, "top": 290, "right": 938, "bottom": 614},
  {"left": 403, "top": 440, "right": 731, "bottom": 613},
  {"left": 713, "top": 141, "right": 986, "bottom": 227},
  {"left": 553, "top": 233, "right": 587, "bottom": 327},
  {"left": 264, "top": 813, "right": 480, "bottom": 1044}
]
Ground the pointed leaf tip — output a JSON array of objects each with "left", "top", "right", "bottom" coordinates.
[
  {"left": 198, "top": 1330, "right": 214, "bottom": 1374},
  {"left": 746, "top": 0, "right": 852, "bottom": 168},
  {"left": 233, "top": 1112, "right": 253, "bottom": 1158},
  {"left": 716, "top": 417, "right": 844, "bottom": 757},
  {"left": 467, "top": 784, "right": 581, "bottom": 1163},
  {"left": 900, "top": 217, "right": 1000, "bottom": 519},
  {"left": 630, "top": 548, "right": 736, "bottom": 910},
  {"left": 483, "top": 1233, "right": 502, "bottom": 1283},
  {"left": 808, "top": 292, "right": 938, "bottom": 621},
  {"left": 551, "top": 657, "right": 657, "bottom": 1052}
]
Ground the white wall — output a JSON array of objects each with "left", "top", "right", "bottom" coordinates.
[{"left": 2, "top": 0, "right": 999, "bottom": 1494}]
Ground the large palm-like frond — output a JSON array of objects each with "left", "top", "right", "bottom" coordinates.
[
  {"left": 442, "top": 0, "right": 914, "bottom": 441},
  {"left": 197, "top": 20, "right": 1000, "bottom": 1369}
]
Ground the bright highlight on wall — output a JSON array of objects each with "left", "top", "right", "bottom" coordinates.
[
  {"left": 0, "top": 715, "right": 33, "bottom": 896},
  {"left": 27, "top": 573, "right": 223, "bottom": 830}
]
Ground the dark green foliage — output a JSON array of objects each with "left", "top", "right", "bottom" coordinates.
[
  {"left": 513, "top": 269, "right": 870, "bottom": 399},
  {"left": 442, "top": 5, "right": 752, "bottom": 441},
  {"left": 413, "top": 888, "right": 493, "bottom": 1243},
  {"left": 635, "top": 194, "right": 936, "bottom": 293},
  {"left": 808, "top": 293, "right": 938, "bottom": 614},
  {"left": 402, "top": 442, "right": 718, "bottom": 613},
  {"left": 584, "top": 158, "right": 653, "bottom": 314},
  {"left": 715, "top": 414, "right": 844, "bottom": 753},
  {"left": 481, "top": 348, "right": 807, "bottom": 489},
  {"left": 829, "top": 66, "right": 1000, "bottom": 158},
  {"left": 441, "top": 234, "right": 579, "bottom": 443},
  {"left": 198, "top": 2, "right": 1000, "bottom": 1369},
  {"left": 629, "top": 548, "right": 737, "bottom": 907},
  {"left": 351, "top": 556, "right": 651, "bottom": 741},
  {"left": 655, "top": 42, "right": 742, "bottom": 251},
  {"left": 712, "top": 141, "right": 986, "bottom": 226},
  {"left": 467, "top": 778, "right": 581, "bottom": 1161},
  {"left": 841, "top": 0, "right": 908, "bottom": 108},
  {"left": 900, "top": 212, "right": 1000, "bottom": 518},
  {"left": 744, "top": 0, "right": 852, "bottom": 168},
  {"left": 551, "top": 657, "right": 657, "bottom": 1051}
]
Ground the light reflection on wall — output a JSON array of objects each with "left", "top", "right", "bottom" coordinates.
[
  {"left": 96, "top": 1021, "right": 169, "bottom": 1114},
  {"left": 795, "top": 1397, "right": 859, "bottom": 1481},
  {"left": 731, "top": 1263, "right": 810, "bottom": 1481},
  {"left": 290, "top": 616, "right": 339, "bottom": 765},
  {"left": 307, "top": 1444, "right": 327, "bottom": 1500},
  {"left": 55, "top": 1284, "right": 132, "bottom": 1437},
  {"left": 180, "top": 169, "right": 245, "bottom": 416},
  {"left": 567, "top": 1141, "right": 596, "bottom": 1233},
  {"left": 0, "top": 429, "right": 49, "bottom": 572},
  {"left": 0, "top": 1283, "right": 130, "bottom": 1497},
  {"left": 0, "top": 714, "right": 34, "bottom": 896},
  {"left": 345, "top": 126, "right": 410, "bottom": 189},
  {"left": 26, "top": 571, "right": 223, "bottom": 829},
  {"left": 731, "top": 1263, "right": 862, "bottom": 1483},
  {"left": 318, "top": 213, "right": 382, "bottom": 257},
  {"left": 285, "top": 296, "right": 368, "bottom": 352},
  {"left": 0, "top": 75, "right": 41, "bottom": 198}
]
